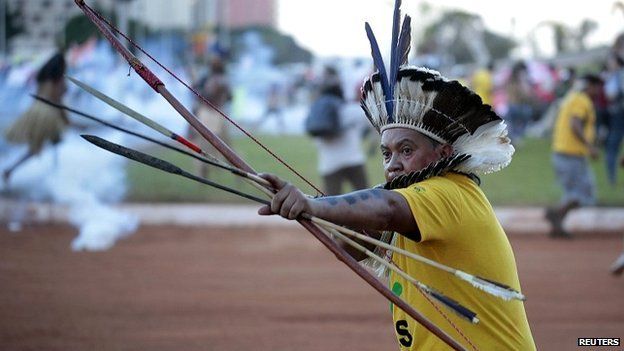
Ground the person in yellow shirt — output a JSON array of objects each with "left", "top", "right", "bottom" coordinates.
[
  {"left": 255, "top": 2, "right": 535, "bottom": 349},
  {"left": 471, "top": 62, "right": 494, "bottom": 106},
  {"left": 545, "top": 74, "right": 603, "bottom": 238}
]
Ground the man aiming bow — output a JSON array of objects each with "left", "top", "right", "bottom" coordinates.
[{"left": 258, "top": 3, "right": 536, "bottom": 349}]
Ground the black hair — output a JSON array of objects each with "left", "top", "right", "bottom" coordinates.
[
  {"left": 581, "top": 73, "right": 603, "bottom": 86},
  {"left": 324, "top": 66, "right": 338, "bottom": 77},
  {"left": 36, "top": 53, "right": 66, "bottom": 83},
  {"left": 321, "top": 83, "right": 344, "bottom": 100},
  {"left": 613, "top": 53, "right": 624, "bottom": 68},
  {"left": 210, "top": 58, "right": 226, "bottom": 74},
  {"left": 511, "top": 61, "right": 527, "bottom": 79}
]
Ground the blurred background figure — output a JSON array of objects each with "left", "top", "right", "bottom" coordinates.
[
  {"left": 471, "top": 61, "right": 494, "bottom": 106},
  {"left": 3, "top": 52, "right": 69, "bottom": 185},
  {"left": 189, "top": 56, "right": 233, "bottom": 178},
  {"left": 603, "top": 34, "right": 624, "bottom": 187},
  {"left": 555, "top": 67, "right": 578, "bottom": 100},
  {"left": 254, "top": 82, "right": 285, "bottom": 133},
  {"left": 505, "top": 61, "right": 535, "bottom": 144},
  {"left": 305, "top": 70, "right": 368, "bottom": 195},
  {"left": 612, "top": 237, "right": 624, "bottom": 275},
  {"left": 527, "top": 65, "right": 574, "bottom": 138},
  {"left": 612, "top": 155, "right": 624, "bottom": 275},
  {"left": 546, "top": 74, "right": 603, "bottom": 238},
  {"left": 320, "top": 66, "right": 341, "bottom": 89}
]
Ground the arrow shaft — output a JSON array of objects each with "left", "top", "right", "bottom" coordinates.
[
  {"left": 33, "top": 95, "right": 274, "bottom": 191},
  {"left": 82, "top": 135, "right": 271, "bottom": 205},
  {"left": 67, "top": 76, "right": 173, "bottom": 137}
]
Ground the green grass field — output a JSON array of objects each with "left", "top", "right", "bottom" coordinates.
[{"left": 126, "top": 135, "right": 624, "bottom": 206}]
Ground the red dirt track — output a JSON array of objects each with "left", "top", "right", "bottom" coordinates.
[{"left": 0, "top": 224, "right": 623, "bottom": 350}]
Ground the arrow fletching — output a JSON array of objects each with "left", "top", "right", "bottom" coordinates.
[
  {"left": 68, "top": 76, "right": 182, "bottom": 140},
  {"left": 455, "top": 271, "right": 526, "bottom": 301},
  {"left": 419, "top": 284, "right": 479, "bottom": 324}
]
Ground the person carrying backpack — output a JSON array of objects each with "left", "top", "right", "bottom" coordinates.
[{"left": 305, "top": 77, "right": 368, "bottom": 195}]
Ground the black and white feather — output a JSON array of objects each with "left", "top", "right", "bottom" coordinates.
[{"left": 360, "top": 1, "right": 514, "bottom": 176}]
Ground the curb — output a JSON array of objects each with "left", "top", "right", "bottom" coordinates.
[{"left": 1, "top": 199, "right": 623, "bottom": 234}]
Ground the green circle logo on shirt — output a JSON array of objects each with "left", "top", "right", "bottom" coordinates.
[
  {"left": 390, "top": 281, "right": 403, "bottom": 312},
  {"left": 411, "top": 186, "right": 425, "bottom": 193},
  {"left": 392, "top": 281, "right": 403, "bottom": 296}
]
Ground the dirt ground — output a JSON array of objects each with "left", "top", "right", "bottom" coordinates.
[{"left": 0, "top": 224, "right": 622, "bottom": 351}]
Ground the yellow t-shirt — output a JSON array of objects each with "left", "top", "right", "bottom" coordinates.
[
  {"left": 471, "top": 69, "right": 493, "bottom": 105},
  {"left": 552, "top": 91, "right": 596, "bottom": 156},
  {"left": 390, "top": 173, "right": 535, "bottom": 350}
]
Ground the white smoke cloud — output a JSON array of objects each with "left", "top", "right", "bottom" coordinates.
[
  {"left": 0, "top": 39, "right": 194, "bottom": 252},
  {"left": 0, "top": 131, "right": 139, "bottom": 251}
]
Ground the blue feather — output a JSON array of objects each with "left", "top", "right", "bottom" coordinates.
[
  {"left": 397, "top": 15, "right": 412, "bottom": 66},
  {"left": 389, "top": 0, "right": 402, "bottom": 106},
  {"left": 365, "top": 22, "right": 393, "bottom": 121}
]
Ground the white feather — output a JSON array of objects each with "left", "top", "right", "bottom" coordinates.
[
  {"left": 453, "top": 120, "right": 515, "bottom": 175},
  {"left": 455, "top": 271, "right": 525, "bottom": 301},
  {"left": 362, "top": 66, "right": 514, "bottom": 175}
]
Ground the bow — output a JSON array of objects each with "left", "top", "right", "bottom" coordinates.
[
  {"left": 72, "top": 1, "right": 469, "bottom": 349},
  {"left": 62, "top": 77, "right": 523, "bottom": 303}
]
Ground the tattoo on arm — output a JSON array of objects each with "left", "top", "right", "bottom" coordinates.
[
  {"left": 322, "top": 197, "right": 339, "bottom": 206},
  {"left": 344, "top": 195, "right": 357, "bottom": 204},
  {"left": 318, "top": 189, "right": 386, "bottom": 207}
]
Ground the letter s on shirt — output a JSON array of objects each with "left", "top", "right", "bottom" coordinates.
[{"left": 395, "top": 320, "right": 413, "bottom": 347}]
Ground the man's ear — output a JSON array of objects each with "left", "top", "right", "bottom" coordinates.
[{"left": 439, "top": 144, "right": 454, "bottom": 158}]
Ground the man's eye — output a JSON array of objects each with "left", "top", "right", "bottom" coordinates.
[
  {"left": 402, "top": 148, "right": 412, "bottom": 155},
  {"left": 382, "top": 151, "right": 391, "bottom": 159}
]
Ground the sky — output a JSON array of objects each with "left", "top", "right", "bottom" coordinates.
[{"left": 277, "top": 0, "right": 624, "bottom": 58}]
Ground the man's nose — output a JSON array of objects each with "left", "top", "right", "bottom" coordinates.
[{"left": 386, "top": 154, "right": 402, "bottom": 173}]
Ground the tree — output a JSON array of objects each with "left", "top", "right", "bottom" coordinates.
[
  {"left": 417, "top": 9, "right": 515, "bottom": 65},
  {"left": 230, "top": 25, "right": 312, "bottom": 65},
  {"left": 3, "top": 1, "right": 25, "bottom": 43},
  {"left": 577, "top": 19, "right": 597, "bottom": 50},
  {"left": 63, "top": 13, "right": 99, "bottom": 47},
  {"left": 534, "top": 19, "right": 598, "bottom": 56},
  {"left": 63, "top": 8, "right": 150, "bottom": 48}
]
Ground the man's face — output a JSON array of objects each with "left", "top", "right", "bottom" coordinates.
[{"left": 380, "top": 128, "right": 450, "bottom": 182}]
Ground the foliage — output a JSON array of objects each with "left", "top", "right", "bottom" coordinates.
[
  {"left": 230, "top": 25, "right": 313, "bottom": 65},
  {"left": 533, "top": 19, "right": 598, "bottom": 56},
  {"left": 483, "top": 31, "right": 516, "bottom": 61},
  {"left": 417, "top": 9, "right": 516, "bottom": 64},
  {"left": 63, "top": 9, "right": 151, "bottom": 48},
  {"left": 63, "top": 14, "right": 99, "bottom": 47},
  {"left": 3, "top": 1, "right": 24, "bottom": 42}
]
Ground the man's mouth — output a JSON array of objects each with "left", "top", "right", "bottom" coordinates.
[{"left": 388, "top": 173, "right": 405, "bottom": 181}]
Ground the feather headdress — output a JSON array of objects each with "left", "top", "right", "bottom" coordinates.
[{"left": 360, "top": 1, "right": 514, "bottom": 177}]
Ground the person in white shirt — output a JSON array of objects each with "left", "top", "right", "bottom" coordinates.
[{"left": 313, "top": 83, "right": 369, "bottom": 195}]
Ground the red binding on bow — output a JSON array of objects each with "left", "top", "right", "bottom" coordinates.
[{"left": 73, "top": 1, "right": 468, "bottom": 349}]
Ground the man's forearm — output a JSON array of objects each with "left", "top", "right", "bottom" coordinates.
[
  {"left": 308, "top": 188, "right": 405, "bottom": 232},
  {"left": 257, "top": 173, "right": 417, "bottom": 235}
]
